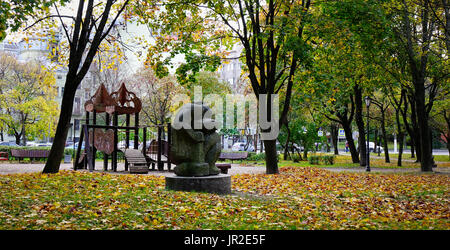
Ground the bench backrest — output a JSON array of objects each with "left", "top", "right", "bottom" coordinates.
[
  {"left": 11, "top": 149, "right": 50, "bottom": 158},
  {"left": 146, "top": 140, "right": 169, "bottom": 156}
]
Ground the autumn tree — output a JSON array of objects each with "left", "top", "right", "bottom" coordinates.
[
  {"left": 386, "top": 0, "right": 450, "bottom": 171},
  {"left": 370, "top": 92, "right": 393, "bottom": 163},
  {"left": 34, "top": 0, "right": 132, "bottom": 173},
  {"left": 0, "top": 0, "right": 71, "bottom": 41},
  {"left": 128, "top": 68, "right": 184, "bottom": 126},
  {"left": 0, "top": 52, "right": 59, "bottom": 145},
  {"left": 137, "top": 0, "right": 314, "bottom": 174}
]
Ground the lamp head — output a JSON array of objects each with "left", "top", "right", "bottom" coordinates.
[{"left": 365, "top": 96, "right": 371, "bottom": 107}]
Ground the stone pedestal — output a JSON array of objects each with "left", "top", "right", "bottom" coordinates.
[{"left": 165, "top": 174, "right": 231, "bottom": 195}]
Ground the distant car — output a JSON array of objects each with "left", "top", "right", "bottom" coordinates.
[
  {"left": 26, "top": 141, "right": 38, "bottom": 147},
  {"left": 118, "top": 140, "right": 135, "bottom": 149},
  {"left": 368, "top": 142, "right": 384, "bottom": 153},
  {"left": 36, "top": 142, "right": 52, "bottom": 147},
  {"left": 66, "top": 142, "right": 84, "bottom": 150},
  {"left": 232, "top": 142, "right": 244, "bottom": 151},
  {"left": 232, "top": 142, "right": 255, "bottom": 152},
  {"left": 0, "top": 141, "right": 19, "bottom": 147},
  {"left": 357, "top": 142, "right": 384, "bottom": 153}
]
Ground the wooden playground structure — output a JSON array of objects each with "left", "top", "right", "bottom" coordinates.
[{"left": 74, "top": 83, "right": 172, "bottom": 173}]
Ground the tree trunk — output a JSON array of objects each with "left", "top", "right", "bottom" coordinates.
[
  {"left": 410, "top": 139, "right": 415, "bottom": 158},
  {"left": 398, "top": 131, "right": 404, "bottom": 166},
  {"left": 354, "top": 84, "right": 366, "bottom": 166},
  {"left": 264, "top": 139, "right": 279, "bottom": 174},
  {"left": 14, "top": 133, "right": 21, "bottom": 146},
  {"left": 294, "top": 146, "right": 303, "bottom": 161},
  {"left": 380, "top": 110, "right": 390, "bottom": 163},
  {"left": 400, "top": 94, "right": 415, "bottom": 159},
  {"left": 330, "top": 124, "right": 339, "bottom": 155},
  {"left": 410, "top": 98, "right": 421, "bottom": 162},
  {"left": 21, "top": 123, "right": 26, "bottom": 146},
  {"left": 447, "top": 138, "right": 450, "bottom": 161},
  {"left": 414, "top": 79, "right": 433, "bottom": 172},
  {"left": 42, "top": 79, "right": 77, "bottom": 173},
  {"left": 394, "top": 103, "right": 403, "bottom": 166},
  {"left": 342, "top": 122, "right": 359, "bottom": 163},
  {"left": 283, "top": 125, "right": 291, "bottom": 160},
  {"left": 374, "top": 128, "right": 379, "bottom": 155}
]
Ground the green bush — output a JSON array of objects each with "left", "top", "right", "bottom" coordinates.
[
  {"left": 247, "top": 152, "right": 280, "bottom": 162},
  {"left": 247, "top": 152, "right": 266, "bottom": 161},
  {"left": 307, "top": 155, "right": 335, "bottom": 165},
  {"left": 291, "top": 154, "right": 302, "bottom": 163},
  {"left": 64, "top": 148, "right": 108, "bottom": 159},
  {"left": 321, "top": 155, "right": 335, "bottom": 165},
  {"left": 308, "top": 155, "right": 320, "bottom": 165}
]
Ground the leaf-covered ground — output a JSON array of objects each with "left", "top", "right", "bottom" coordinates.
[{"left": 0, "top": 167, "right": 448, "bottom": 230}]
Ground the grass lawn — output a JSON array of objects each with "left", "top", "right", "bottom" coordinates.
[
  {"left": 0, "top": 158, "right": 448, "bottom": 230},
  {"left": 273, "top": 154, "right": 450, "bottom": 168}
]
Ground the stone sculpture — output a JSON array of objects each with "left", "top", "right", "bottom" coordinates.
[{"left": 170, "top": 103, "right": 221, "bottom": 177}]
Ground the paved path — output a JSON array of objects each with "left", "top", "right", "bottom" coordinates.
[
  {"left": 0, "top": 162, "right": 267, "bottom": 176},
  {"left": 0, "top": 162, "right": 448, "bottom": 176}
]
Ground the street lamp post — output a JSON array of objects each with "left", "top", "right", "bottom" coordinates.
[{"left": 365, "top": 96, "right": 371, "bottom": 172}]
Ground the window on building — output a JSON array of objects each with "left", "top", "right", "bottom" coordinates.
[
  {"left": 57, "top": 75, "right": 62, "bottom": 79},
  {"left": 74, "top": 97, "right": 81, "bottom": 113},
  {"left": 61, "top": 87, "right": 64, "bottom": 97}
]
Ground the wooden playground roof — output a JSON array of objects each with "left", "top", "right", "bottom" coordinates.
[{"left": 84, "top": 83, "right": 142, "bottom": 115}]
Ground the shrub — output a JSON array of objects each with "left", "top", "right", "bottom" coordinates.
[
  {"left": 321, "top": 155, "right": 335, "bottom": 165},
  {"left": 247, "top": 152, "right": 280, "bottom": 162},
  {"left": 247, "top": 152, "right": 266, "bottom": 161},
  {"left": 308, "top": 155, "right": 320, "bottom": 165},
  {"left": 291, "top": 154, "right": 301, "bottom": 163},
  {"left": 307, "top": 155, "right": 335, "bottom": 165}
]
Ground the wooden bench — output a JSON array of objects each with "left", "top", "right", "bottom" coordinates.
[
  {"left": 218, "top": 152, "right": 248, "bottom": 162},
  {"left": 123, "top": 149, "right": 149, "bottom": 174},
  {"left": 10, "top": 149, "right": 50, "bottom": 162},
  {"left": 215, "top": 163, "right": 231, "bottom": 174},
  {"left": 146, "top": 140, "right": 173, "bottom": 171}
]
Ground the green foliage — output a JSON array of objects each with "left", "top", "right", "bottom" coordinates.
[
  {"left": 192, "top": 71, "right": 231, "bottom": 98},
  {"left": 321, "top": 155, "right": 336, "bottom": 165},
  {"left": 247, "top": 152, "right": 266, "bottom": 162},
  {"left": 290, "top": 154, "right": 302, "bottom": 163},
  {"left": 308, "top": 155, "right": 335, "bottom": 165},
  {"left": 308, "top": 155, "right": 320, "bottom": 165},
  {"left": 0, "top": 54, "right": 59, "bottom": 143},
  {"left": 175, "top": 54, "right": 222, "bottom": 86},
  {"left": 0, "top": 0, "right": 69, "bottom": 41}
]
